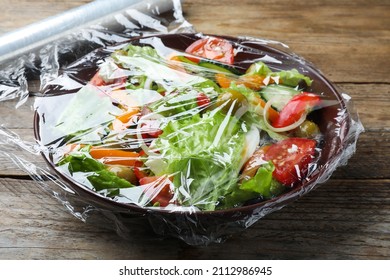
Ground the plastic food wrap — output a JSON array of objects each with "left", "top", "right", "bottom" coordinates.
[{"left": 0, "top": 1, "right": 363, "bottom": 246}]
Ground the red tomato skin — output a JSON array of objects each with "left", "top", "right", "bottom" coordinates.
[
  {"left": 196, "top": 93, "right": 211, "bottom": 107},
  {"left": 141, "top": 120, "right": 163, "bottom": 138},
  {"left": 90, "top": 72, "right": 106, "bottom": 86},
  {"left": 272, "top": 92, "right": 321, "bottom": 128},
  {"left": 139, "top": 176, "right": 173, "bottom": 207},
  {"left": 185, "top": 37, "right": 235, "bottom": 64},
  {"left": 133, "top": 167, "right": 148, "bottom": 181},
  {"left": 264, "top": 138, "right": 317, "bottom": 186},
  {"left": 89, "top": 71, "right": 127, "bottom": 87}
]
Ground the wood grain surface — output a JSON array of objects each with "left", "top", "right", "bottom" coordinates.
[{"left": 0, "top": 0, "right": 389, "bottom": 260}]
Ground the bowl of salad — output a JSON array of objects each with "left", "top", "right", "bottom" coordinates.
[{"left": 34, "top": 33, "right": 351, "bottom": 244}]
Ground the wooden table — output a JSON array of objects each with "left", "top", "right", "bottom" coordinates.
[{"left": 0, "top": 0, "right": 389, "bottom": 259}]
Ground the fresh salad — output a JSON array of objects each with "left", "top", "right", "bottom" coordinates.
[{"left": 49, "top": 36, "right": 323, "bottom": 211}]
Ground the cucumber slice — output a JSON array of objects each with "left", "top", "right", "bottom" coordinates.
[
  {"left": 198, "top": 60, "right": 241, "bottom": 75},
  {"left": 175, "top": 55, "right": 198, "bottom": 65},
  {"left": 260, "top": 85, "right": 301, "bottom": 111}
]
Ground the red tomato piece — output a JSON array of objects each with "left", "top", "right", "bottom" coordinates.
[
  {"left": 196, "top": 93, "right": 211, "bottom": 107},
  {"left": 89, "top": 71, "right": 127, "bottom": 87},
  {"left": 272, "top": 92, "right": 321, "bottom": 128},
  {"left": 185, "top": 37, "right": 235, "bottom": 64},
  {"left": 264, "top": 138, "right": 317, "bottom": 186},
  {"left": 134, "top": 167, "right": 148, "bottom": 181},
  {"left": 90, "top": 72, "right": 107, "bottom": 86},
  {"left": 133, "top": 150, "right": 148, "bottom": 180},
  {"left": 139, "top": 176, "right": 173, "bottom": 207},
  {"left": 141, "top": 120, "right": 163, "bottom": 138}
]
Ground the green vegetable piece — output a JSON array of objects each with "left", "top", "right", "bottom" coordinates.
[
  {"left": 124, "top": 44, "right": 160, "bottom": 59},
  {"left": 198, "top": 60, "right": 241, "bottom": 75},
  {"left": 220, "top": 162, "right": 286, "bottom": 209},
  {"left": 245, "top": 61, "right": 272, "bottom": 76},
  {"left": 275, "top": 68, "right": 313, "bottom": 87},
  {"left": 176, "top": 55, "right": 198, "bottom": 65},
  {"left": 151, "top": 111, "right": 247, "bottom": 211},
  {"left": 240, "top": 161, "right": 275, "bottom": 198},
  {"left": 245, "top": 61, "right": 313, "bottom": 87},
  {"left": 239, "top": 161, "right": 285, "bottom": 199},
  {"left": 219, "top": 188, "right": 259, "bottom": 209},
  {"left": 60, "top": 153, "right": 133, "bottom": 193}
]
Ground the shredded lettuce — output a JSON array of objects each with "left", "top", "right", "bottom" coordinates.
[{"left": 151, "top": 110, "right": 248, "bottom": 211}]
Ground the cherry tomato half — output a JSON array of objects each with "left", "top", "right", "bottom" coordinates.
[
  {"left": 264, "top": 138, "right": 317, "bottom": 186},
  {"left": 185, "top": 37, "right": 235, "bottom": 64}
]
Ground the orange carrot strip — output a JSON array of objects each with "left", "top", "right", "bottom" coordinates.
[
  {"left": 253, "top": 96, "right": 280, "bottom": 123},
  {"left": 215, "top": 73, "right": 270, "bottom": 90},
  {"left": 116, "top": 108, "right": 140, "bottom": 124},
  {"left": 89, "top": 148, "right": 140, "bottom": 166}
]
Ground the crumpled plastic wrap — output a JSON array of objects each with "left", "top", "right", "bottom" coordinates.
[{"left": 0, "top": 1, "right": 364, "bottom": 246}]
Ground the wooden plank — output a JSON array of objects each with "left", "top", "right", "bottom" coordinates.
[
  {"left": 182, "top": 0, "right": 390, "bottom": 83},
  {"left": 0, "top": 177, "right": 389, "bottom": 259},
  {"left": 336, "top": 83, "right": 390, "bottom": 130},
  {"left": 331, "top": 130, "right": 390, "bottom": 179}
]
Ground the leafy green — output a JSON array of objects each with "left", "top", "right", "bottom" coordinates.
[
  {"left": 240, "top": 161, "right": 285, "bottom": 199},
  {"left": 246, "top": 61, "right": 273, "bottom": 76},
  {"left": 276, "top": 68, "right": 313, "bottom": 87},
  {"left": 240, "top": 161, "right": 274, "bottom": 195},
  {"left": 112, "top": 44, "right": 161, "bottom": 61},
  {"left": 221, "top": 162, "right": 286, "bottom": 209},
  {"left": 245, "top": 61, "right": 312, "bottom": 87},
  {"left": 59, "top": 152, "right": 133, "bottom": 194},
  {"left": 151, "top": 110, "right": 247, "bottom": 211}
]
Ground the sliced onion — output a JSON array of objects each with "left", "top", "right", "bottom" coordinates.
[
  {"left": 143, "top": 77, "right": 153, "bottom": 90},
  {"left": 136, "top": 112, "right": 164, "bottom": 157},
  {"left": 263, "top": 98, "right": 307, "bottom": 132}
]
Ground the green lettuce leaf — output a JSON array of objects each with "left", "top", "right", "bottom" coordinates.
[
  {"left": 240, "top": 161, "right": 275, "bottom": 195},
  {"left": 59, "top": 152, "right": 133, "bottom": 194},
  {"left": 151, "top": 110, "right": 247, "bottom": 210},
  {"left": 221, "top": 161, "right": 286, "bottom": 209},
  {"left": 246, "top": 61, "right": 273, "bottom": 76},
  {"left": 245, "top": 61, "right": 312, "bottom": 87},
  {"left": 275, "top": 68, "right": 313, "bottom": 87}
]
